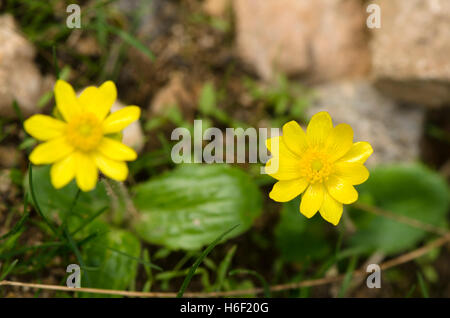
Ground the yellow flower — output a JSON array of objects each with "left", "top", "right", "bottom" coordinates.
[
  {"left": 24, "top": 80, "right": 140, "bottom": 192},
  {"left": 266, "top": 111, "right": 373, "bottom": 226}
]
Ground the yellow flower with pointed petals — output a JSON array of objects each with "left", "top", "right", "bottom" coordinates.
[
  {"left": 24, "top": 80, "right": 141, "bottom": 192},
  {"left": 266, "top": 111, "right": 373, "bottom": 226}
]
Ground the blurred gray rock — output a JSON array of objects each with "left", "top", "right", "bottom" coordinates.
[
  {"left": 115, "top": 0, "right": 175, "bottom": 42},
  {"left": 0, "top": 14, "right": 53, "bottom": 118},
  {"left": 370, "top": 0, "right": 450, "bottom": 107},
  {"left": 308, "top": 81, "right": 425, "bottom": 166},
  {"left": 233, "top": 0, "right": 370, "bottom": 82}
]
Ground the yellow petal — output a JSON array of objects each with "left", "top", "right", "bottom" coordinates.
[
  {"left": 325, "top": 175, "right": 358, "bottom": 204},
  {"left": 265, "top": 136, "right": 302, "bottom": 180},
  {"left": 78, "top": 81, "right": 117, "bottom": 120},
  {"left": 98, "top": 137, "right": 137, "bottom": 161},
  {"left": 334, "top": 162, "right": 369, "bottom": 185},
  {"left": 306, "top": 111, "right": 332, "bottom": 147},
  {"left": 75, "top": 152, "right": 98, "bottom": 191},
  {"left": 98, "top": 81, "right": 117, "bottom": 114},
  {"left": 50, "top": 154, "right": 76, "bottom": 189},
  {"left": 282, "top": 120, "right": 308, "bottom": 156},
  {"left": 24, "top": 114, "right": 66, "bottom": 141},
  {"left": 300, "top": 183, "right": 324, "bottom": 218},
  {"left": 29, "top": 138, "right": 74, "bottom": 165},
  {"left": 324, "top": 123, "right": 353, "bottom": 162},
  {"left": 269, "top": 178, "right": 309, "bottom": 202},
  {"left": 102, "top": 106, "right": 140, "bottom": 134},
  {"left": 78, "top": 86, "right": 98, "bottom": 110},
  {"left": 338, "top": 141, "right": 373, "bottom": 164},
  {"left": 319, "top": 190, "right": 343, "bottom": 226},
  {"left": 94, "top": 153, "right": 128, "bottom": 181},
  {"left": 54, "top": 80, "right": 80, "bottom": 122},
  {"left": 265, "top": 136, "right": 277, "bottom": 153}
]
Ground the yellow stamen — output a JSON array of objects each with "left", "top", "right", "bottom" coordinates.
[
  {"left": 311, "top": 160, "right": 323, "bottom": 171},
  {"left": 66, "top": 113, "right": 103, "bottom": 152},
  {"left": 299, "top": 149, "right": 332, "bottom": 184}
]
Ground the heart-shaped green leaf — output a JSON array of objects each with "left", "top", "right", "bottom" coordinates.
[
  {"left": 275, "top": 197, "right": 332, "bottom": 262},
  {"left": 132, "top": 164, "right": 262, "bottom": 250},
  {"left": 25, "top": 165, "right": 109, "bottom": 226},
  {"left": 81, "top": 224, "right": 141, "bottom": 296},
  {"left": 349, "top": 164, "right": 449, "bottom": 255}
]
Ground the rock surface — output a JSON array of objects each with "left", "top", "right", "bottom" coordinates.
[
  {"left": 370, "top": 0, "right": 450, "bottom": 107},
  {"left": 0, "top": 14, "right": 53, "bottom": 118},
  {"left": 203, "top": 0, "right": 231, "bottom": 18},
  {"left": 149, "top": 72, "right": 197, "bottom": 121},
  {"left": 307, "top": 81, "right": 425, "bottom": 166},
  {"left": 233, "top": 0, "right": 370, "bottom": 82}
]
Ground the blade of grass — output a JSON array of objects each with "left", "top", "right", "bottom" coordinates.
[
  {"left": 0, "top": 192, "right": 29, "bottom": 241},
  {"left": 70, "top": 206, "right": 108, "bottom": 236},
  {"left": 76, "top": 229, "right": 110, "bottom": 248},
  {"left": 61, "top": 187, "right": 93, "bottom": 285},
  {"left": 0, "top": 242, "right": 64, "bottom": 261},
  {"left": 0, "top": 259, "right": 19, "bottom": 281},
  {"left": 105, "top": 24, "right": 155, "bottom": 61},
  {"left": 60, "top": 189, "right": 80, "bottom": 236},
  {"left": 12, "top": 100, "right": 24, "bottom": 124},
  {"left": 177, "top": 224, "right": 239, "bottom": 298},
  {"left": 405, "top": 284, "right": 417, "bottom": 298},
  {"left": 229, "top": 268, "right": 271, "bottom": 298},
  {"left": 214, "top": 244, "right": 237, "bottom": 292},
  {"left": 142, "top": 249, "right": 153, "bottom": 292},
  {"left": 337, "top": 255, "right": 358, "bottom": 298},
  {"left": 417, "top": 272, "right": 430, "bottom": 298},
  {"left": 0, "top": 211, "right": 29, "bottom": 241},
  {"left": 91, "top": 243, "right": 162, "bottom": 271},
  {"left": 63, "top": 227, "right": 90, "bottom": 287}
]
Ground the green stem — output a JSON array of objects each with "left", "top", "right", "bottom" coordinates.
[
  {"left": 60, "top": 189, "right": 80, "bottom": 236},
  {"left": 62, "top": 189, "right": 91, "bottom": 287}
]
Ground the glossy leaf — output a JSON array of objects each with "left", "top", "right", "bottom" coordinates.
[
  {"left": 275, "top": 197, "right": 332, "bottom": 262},
  {"left": 24, "top": 165, "right": 109, "bottom": 230},
  {"left": 81, "top": 224, "right": 141, "bottom": 297},
  {"left": 132, "top": 164, "right": 262, "bottom": 250},
  {"left": 349, "top": 164, "right": 449, "bottom": 255}
]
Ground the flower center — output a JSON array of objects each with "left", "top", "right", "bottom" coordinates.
[
  {"left": 311, "top": 159, "right": 323, "bottom": 171},
  {"left": 299, "top": 149, "right": 333, "bottom": 184},
  {"left": 66, "top": 113, "right": 103, "bottom": 152}
]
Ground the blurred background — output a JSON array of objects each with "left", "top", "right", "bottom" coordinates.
[{"left": 0, "top": 0, "right": 449, "bottom": 298}]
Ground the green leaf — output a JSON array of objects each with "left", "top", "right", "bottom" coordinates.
[
  {"left": 24, "top": 165, "right": 110, "bottom": 231},
  {"left": 132, "top": 164, "right": 262, "bottom": 250},
  {"left": 349, "top": 164, "right": 449, "bottom": 255},
  {"left": 275, "top": 197, "right": 332, "bottom": 262},
  {"left": 81, "top": 224, "right": 141, "bottom": 297}
]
